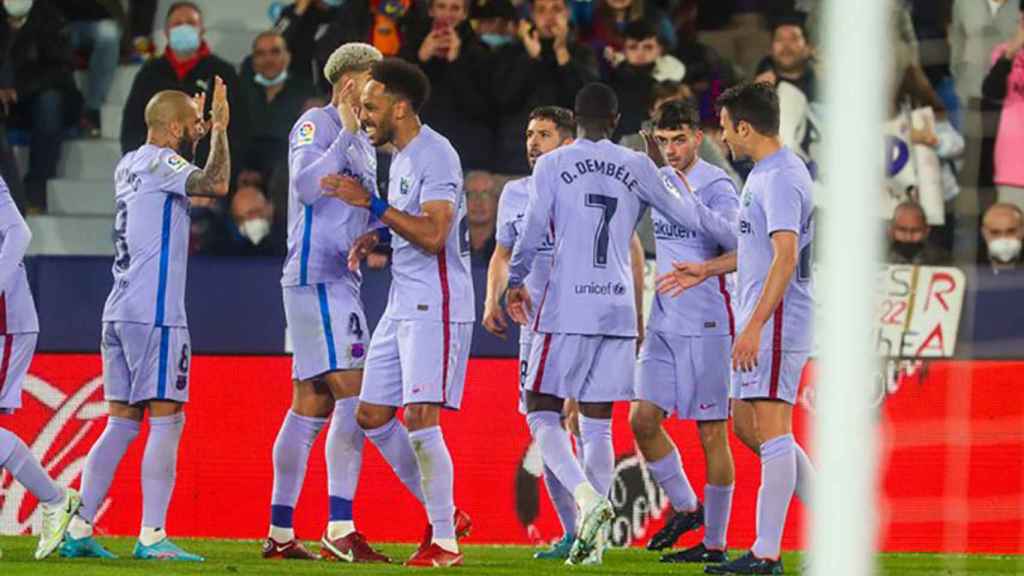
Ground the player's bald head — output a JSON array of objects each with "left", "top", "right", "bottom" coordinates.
[{"left": 144, "top": 90, "right": 197, "bottom": 130}]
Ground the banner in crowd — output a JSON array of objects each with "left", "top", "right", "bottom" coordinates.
[
  {"left": 876, "top": 265, "right": 966, "bottom": 358},
  {"left": 2, "top": 355, "right": 1021, "bottom": 554}
]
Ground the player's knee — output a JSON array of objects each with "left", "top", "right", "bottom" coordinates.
[
  {"left": 698, "top": 421, "right": 729, "bottom": 450},
  {"left": 355, "top": 405, "right": 391, "bottom": 431},
  {"left": 403, "top": 404, "right": 440, "bottom": 431},
  {"left": 629, "top": 408, "right": 661, "bottom": 442}
]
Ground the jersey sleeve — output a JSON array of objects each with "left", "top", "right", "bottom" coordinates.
[
  {"left": 632, "top": 155, "right": 701, "bottom": 231},
  {"left": 0, "top": 198, "right": 31, "bottom": 291},
  {"left": 509, "top": 160, "right": 556, "bottom": 287},
  {"left": 703, "top": 178, "right": 741, "bottom": 251},
  {"left": 419, "top": 147, "right": 461, "bottom": 205},
  {"left": 494, "top": 181, "right": 519, "bottom": 249},
  {"left": 288, "top": 114, "right": 356, "bottom": 206},
  {"left": 156, "top": 149, "right": 200, "bottom": 196},
  {"left": 762, "top": 171, "right": 803, "bottom": 235}
]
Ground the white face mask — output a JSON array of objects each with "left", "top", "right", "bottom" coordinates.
[
  {"left": 4, "top": 0, "right": 33, "bottom": 18},
  {"left": 240, "top": 218, "right": 271, "bottom": 245},
  {"left": 988, "top": 237, "right": 1022, "bottom": 263}
]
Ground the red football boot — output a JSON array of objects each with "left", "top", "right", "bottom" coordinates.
[
  {"left": 417, "top": 508, "right": 474, "bottom": 551},
  {"left": 319, "top": 531, "right": 391, "bottom": 563},
  {"left": 261, "top": 538, "right": 318, "bottom": 560},
  {"left": 405, "top": 543, "right": 464, "bottom": 568}
]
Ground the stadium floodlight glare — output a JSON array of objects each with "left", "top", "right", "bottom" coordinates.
[{"left": 814, "top": 0, "right": 888, "bottom": 575}]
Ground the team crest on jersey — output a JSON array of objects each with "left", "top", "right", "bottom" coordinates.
[
  {"left": 295, "top": 121, "right": 316, "bottom": 146},
  {"left": 165, "top": 154, "right": 188, "bottom": 173},
  {"left": 399, "top": 177, "right": 411, "bottom": 195}
]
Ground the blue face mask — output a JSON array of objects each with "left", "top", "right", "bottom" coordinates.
[
  {"left": 255, "top": 69, "right": 288, "bottom": 87},
  {"left": 168, "top": 24, "right": 201, "bottom": 54},
  {"left": 321, "top": 0, "right": 346, "bottom": 7},
  {"left": 480, "top": 33, "right": 512, "bottom": 48}
]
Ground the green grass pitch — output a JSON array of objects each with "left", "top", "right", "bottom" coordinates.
[{"left": 0, "top": 536, "right": 1021, "bottom": 575}]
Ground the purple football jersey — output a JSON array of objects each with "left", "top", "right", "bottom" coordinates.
[
  {"left": 0, "top": 179, "right": 37, "bottom": 334},
  {"left": 495, "top": 176, "right": 554, "bottom": 326},
  {"left": 384, "top": 125, "right": 474, "bottom": 322},
  {"left": 102, "top": 145, "right": 198, "bottom": 327},
  {"left": 282, "top": 106, "right": 379, "bottom": 287},
  {"left": 508, "top": 138, "right": 735, "bottom": 337},
  {"left": 648, "top": 159, "right": 739, "bottom": 336},
  {"left": 736, "top": 147, "right": 815, "bottom": 351}
]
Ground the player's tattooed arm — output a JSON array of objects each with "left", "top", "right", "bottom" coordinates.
[{"left": 186, "top": 76, "right": 231, "bottom": 197}]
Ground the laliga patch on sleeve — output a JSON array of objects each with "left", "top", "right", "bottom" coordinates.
[
  {"left": 295, "top": 121, "right": 316, "bottom": 146},
  {"left": 165, "top": 153, "right": 189, "bottom": 173},
  {"left": 660, "top": 172, "right": 682, "bottom": 198}
]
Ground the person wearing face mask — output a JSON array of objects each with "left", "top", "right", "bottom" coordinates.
[
  {"left": 473, "top": 0, "right": 518, "bottom": 50},
  {"left": 980, "top": 202, "right": 1024, "bottom": 271},
  {"left": 886, "top": 200, "right": 952, "bottom": 265},
  {"left": 240, "top": 31, "right": 316, "bottom": 184},
  {"left": 120, "top": 1, "right": 246, "bottom": 173},
  {"left": 1, "top": 0, "right": 80, "bottom": 212},
  {"left": 398, "top": 0, "right": 492, "bottom": 170},
  {"left": 219, "top": 185, "right": 285, "bottom": 257}
]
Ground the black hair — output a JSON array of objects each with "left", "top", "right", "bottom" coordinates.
[
  {"left": 529, "top": 106, "right": 576, "bottom": 139},
  {"left": 167, "top": 1, "right": 201, "bottom": 20},
  {"left": 575, "top": 82, "right": 618, "bottom": 120},
  {"left": 623, "top": 19, "right": 657, "bottom": 42},
  {"left": 769, "top": 13, "right": 807, "bottom": 39},
  {"left": 652, "top": 99, "right": 699, "bottom": 131},
  {"left": 371, "top": 58, "right": 432, "bottom": 112},
  {"left": 716, "top": 81, "right": 780, "bottom": 136}
]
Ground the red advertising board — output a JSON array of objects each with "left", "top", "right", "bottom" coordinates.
[{"left": 1, "top": 355, "right": 1022, "bottom": 554}]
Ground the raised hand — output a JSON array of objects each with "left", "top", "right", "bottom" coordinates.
[
  {"left": 210, "top": 75, "right": 229, "bottom": 131},
  {"left": 336, "top": 77, "right": 359, "bottom": 134},
  {"left": 641, "top": 130, "right": 668, "bottom": 168},
  {"left": 518, "top": 20, "right": 542, "bottom": 59}
]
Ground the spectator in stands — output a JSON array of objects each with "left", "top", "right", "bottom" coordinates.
[
  {"left": 189, "top": 196, "right": 228, "bottom": 255},
  {"left": 465, "top": 171, "right": 499, "bottom": 264},
  {"left": 220, "top": 185, "right": 286, "bottom": 257},
  {"left": 982, "top": 14, "right": 1024, "bottom": 210},
  {"left": 275, "top": 0, "right": 416, "bottom": 93},
  {"left": 670, "top": 0, "right": 737, "bottom": 128},
  {"left": 951, "top": 0, "right": 1021, "bottom": 105},
  {"left": 54, "top": 0, "right": 125, "bottom": 138},
  {"left": 0, "top": 23, "right": 23, "bottom": 210},
  {"left": 604, "top": 20, "right": 685, "bottom": 139},
  {"left": 399, "top": 0, "right": 492, "bottom": 170},
  {"left": 120, "top": 1, "right": 246, "bottom": 172},
  {"left": 887, "top": 201, "right": 952, "bottom": 265},
  {"left": 240, "top": 31, "right": 316, "bottom": 182},
  {"left": 581, "top": 0, "right": 675, "bottom": 62},
  {"left": 754, "top": 15, "right": 817, "bottom": 102},
  {"left": 128, "top": 0, "right": 158, "bottom": 61},
  {"left": 473, "top": 0, "right": 518, "bottom": 48},
  {"left": 491, "top": 0, "right": 598, "bottom": 175},
  {"left": 2, "top": 0, "right": 79, "bottom": 212},
  {"left": 981, "top": 202, "right": 1024, "bottom": 270}
]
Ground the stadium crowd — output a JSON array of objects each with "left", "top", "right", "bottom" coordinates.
[{"left": 0, "top": 0, "right": 1019, "bottom": 270}]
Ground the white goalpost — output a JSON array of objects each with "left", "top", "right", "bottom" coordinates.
[{"left": 813, "top": 0, "right": 888, "bottom": 575}]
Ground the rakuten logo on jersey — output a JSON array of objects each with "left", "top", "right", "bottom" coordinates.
[
  {"left": 574, "top": 281, "right": 627, "bottom": 296},
  {"left": 0, "top": 374, "right": 108, "bottom": 535},
  {"left": 652, "top": 218, "right": 698, "bottom": 241}
]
